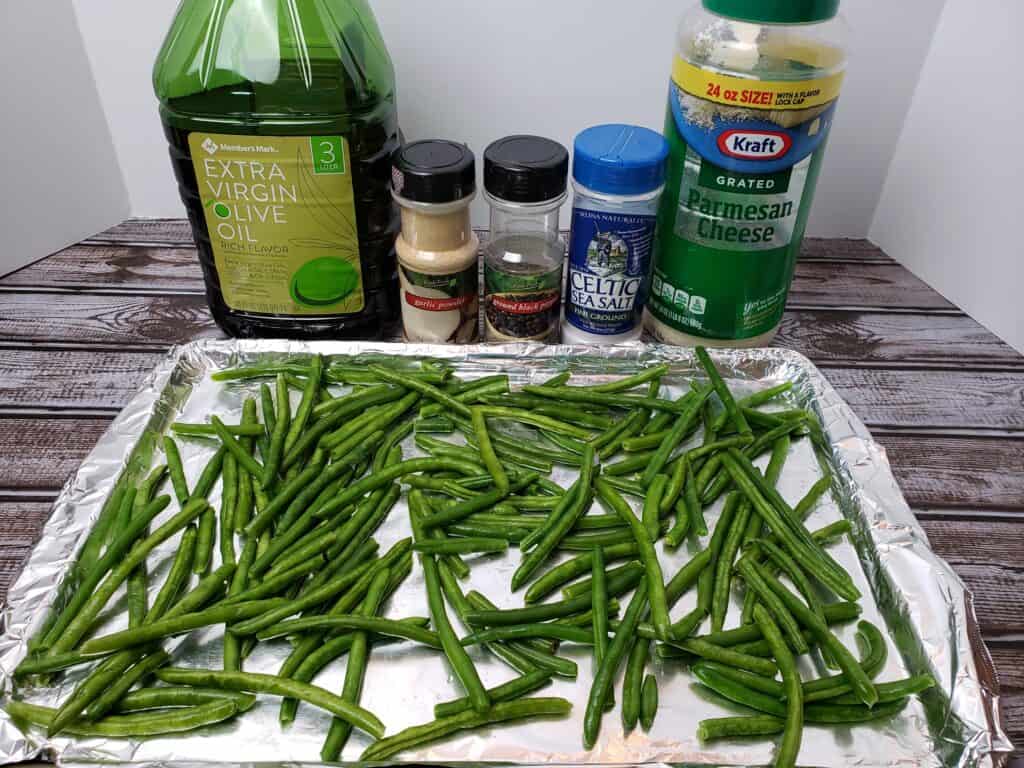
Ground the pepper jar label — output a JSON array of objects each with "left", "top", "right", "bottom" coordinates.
[
  {"left": 399, "top": 264, "right": 479, "bottom": 343},
  {"left": 483, "top": 265, "right": 562, "bottom": 342},
  {"left": 565, "top": 208, "right": 657, "bottom": 336}
]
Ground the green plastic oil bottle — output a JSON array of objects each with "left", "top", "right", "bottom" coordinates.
[{"left": 154, "top": 0, "right": 401, "bottom": 339}]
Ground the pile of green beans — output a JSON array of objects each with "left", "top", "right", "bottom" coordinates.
[{"left": 8, "top": 351, "right": 933, "bottom": 762}]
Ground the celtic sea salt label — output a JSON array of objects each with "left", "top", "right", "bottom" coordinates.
[{"left": 565, "top": 208, "right": 658, "bottom": 336}]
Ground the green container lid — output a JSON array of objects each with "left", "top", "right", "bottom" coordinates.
[{"left": 702, "top": 0, "right": 839, "bottom": 24}]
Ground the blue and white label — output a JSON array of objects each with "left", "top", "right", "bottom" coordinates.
[{"left": 565, "top": 207, "right": 657, "bottom": 335}]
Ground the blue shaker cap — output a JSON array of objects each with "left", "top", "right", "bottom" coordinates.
[{"left": 572, "top": 124, "right": 669, "bottom": 196}]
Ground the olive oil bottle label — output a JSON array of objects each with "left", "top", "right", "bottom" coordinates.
[
  {"left": 189, "top": 133, "right": 364, "bottom": 316},
  {"left": 648, "top": 59, "right": 843, "bottom": 340}
]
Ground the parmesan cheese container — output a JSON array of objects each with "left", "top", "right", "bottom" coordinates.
[{"left": 645, "top": 0, "right": 848, "bottom": 346}]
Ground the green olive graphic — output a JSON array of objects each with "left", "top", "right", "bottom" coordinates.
[
  {"left": 290, "top": 257, "right": 359, "bottom": 306},
  {"left": 214, "top": 203, "right": 231, "bottom": 219}
]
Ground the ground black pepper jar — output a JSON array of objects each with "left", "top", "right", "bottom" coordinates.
[{"left": 482, "top": 136, "right": 570, "bottom": 343}]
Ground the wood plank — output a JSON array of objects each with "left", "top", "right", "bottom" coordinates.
[
  {"left": 88, "top": 219, "right": 894, "bottom": 264},
  {"left": 773, "top": 310, "right": 1024, "bottom": 367},
  {"left": 0, "top": 293, "right": 224, "bottom": 347},
  {"left": 788, "top": 262, "right": 955, "bottom": 310},
  {"left": 0, "top": 244, "right": 204, "bottom": 292},
  {"left": 0, "top": 502, "right": 49, "bottom": 604},
  {"left": 0, "top": 348, "right": 163, "bottom": 410},
  {"left": 3, "top": 244, "right": 925, "bottom": 311},
  {"left": 876, "top": 433, "right": 1024, "bottom": 512},
  {"left": 919, "top": 519, "right": 1024, "bottom": 637},
  {"left": 987, "top": 644, "right": 1024, "bottom": 691},
  {"left": 87, "top": 218, "right": 193, "bottom": 246},
  {"left": 998, "top": 692, "right": 1023, "bottom": 751},
  {"left": 827, "top": 368, "right": 1024, "bottom": 431},
  {"left": 0, "top": 417, "right": 113, "bottom": 493},
  {"left": 0, "top": 291, "right": 1018, "bottom": 365}
]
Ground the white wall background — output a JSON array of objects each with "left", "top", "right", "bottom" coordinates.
[
  {"left": 71, "top": 0, "right": 945, "bottom": 234},
  {"left": 871, "top": 0, "right": 1024, "bottom": 353},
  {"left": 0, "top": 0, "right": 128, "bottom": 276}
]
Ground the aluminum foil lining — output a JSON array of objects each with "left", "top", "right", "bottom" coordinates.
[{"left": 0, "top": 341, "right": 1013, "bottom": 768}]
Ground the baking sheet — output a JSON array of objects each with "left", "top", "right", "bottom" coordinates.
[{"left": 0, "top": 341, "right": 1013, "bottom": 767}]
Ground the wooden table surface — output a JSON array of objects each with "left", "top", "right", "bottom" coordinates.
[{"left": 0, "top": 219, "right": 1021, "bottom": 760}]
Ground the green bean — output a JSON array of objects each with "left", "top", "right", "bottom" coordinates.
[
  {"left": 163, "top": 437, "right": 190, "bottom": 504},
  {"left": 462, "top": 624, "right": 594, "bottom": 647},
  {"left": 415, "top": 416, "right": 455, "bottom": 433},
  {"left": 681, "top": 636, "right": 782, "bottom": 675},
  {"left": 369, "top": 364, "right": 471, "bottom": 417},
  {"left": 754, "top": 605, "right": 802, "bottom": 768},
  {"left": 697, "top": 714, "right": 787, "bottom": 742},
  {"left": 760, "top": 567, "right": 878, "bottom": 706},
  {"left": 735, "top": 556, "right": 808, "bottom": 653},
  {"left": 664, "top": 547, "right": 712, "bottom": 609},
  {"left": 756, "top": 538, "right": 824, "bottom": 625},
  {"left": 519, "top": 475, "right": 584, "bottom": 552},
  {"left": 709, "top": 382, "right": 793, "bottom": 433},
  {"left": 146, "top": 525, "right": 197, "bottom": 624},
  {"left": 583, "top": 581, "right": 649, "bottom": 748},
  {"left": 321, "top": 569, "right": 390, "bottom": 760},
  {"left": 209, "top": 416, "right": 265, "bottom": 480},
  {"left": 622, "top": 637, "right": 649, "bottom": 730},
  {"left": 46, "top": 496, "right": 198, "bottom": 655},
  {"left": 172, "top": 423, "right": 266, "bottom": 438},
  {"left": 9, "top": 699, "right": 244, "bottom": 738},
  {"left": 524, "top": 385, "right": 689, "bottom": 414},
  {"left": 259, "top": 373, "right": 291, "bottom": 489},
  {"left": 642, "top": 389, "right": 709, "bottom": 485},
  {"left": 113, "top": 686, "right": 256, "bottom": 713},
  {"left": 193, "top": 509, "right": 215, "bottom": 576},
  {"left": 643, "top": 474, "right": 667, "bottom": 540},
  {"left": 709, "top": 501, "right": 751, "bottom": 632},
  {"left": 410, "top": 491, "right": 490, "bottom": 713},
  {"left": 413, "top": 538, "right": 508, "bottom": 556},
  {"left": 589, "top": 364, "right": 668, "bottom": 393},
  {"left": 85, "top": 648, "right": 171, "bottom": 721},
  {"left": 794, "top": 475, "right": 833, "bottom": 521},
  {"left": 259, "top": 382, "right": 276, "bottom": 435},
  {"left": 693, "top": 660, "right": 784, "bottom": 697},
  {"left": 603, "top": 451, "right": 653, "bottom": 476},
  {"left": 80, "top": 599, "right": 285, "bottom": 654},
  {"left": 475, "top": 404, "right": 593, "bottom": 440},
  {"left": 420, "top": 375, "right": 512, "bottom": 418},
  {"left": 831, "top": 674, "right": 934, "bottom": 704},
  {"left": 669, "top": 462, "right": 703, "bottom": 548},
  {"left": 593, "top": 410, "right": 647, "bottom": 457},
  {"left": 314, "top": 457, "right": 484, "bottom": 524},
  {"left": 659, "top": 455, "right": 688, "bottom": 515},
  {"left": 595, "top": 478, "right": 670, "bottom": 640},
  {"left": 284, "top": 355, "right": 322, "bottom": 454},
  {"left": 525, "top": 543, "right": 639, "bottom": 604},
  {"left": 695, "top": 347, "right": 751, "bottom": 436},
  {"left": 435, "top": 670, "right": 553, "bottom": 718},
  {"left": 156, "top": 668, "right": 385, "bottom": 738},
  {"left": 802, "top": 620, "right": 887, "bottom": 700},
  {"left": 559, "top": 526, "right": 658, "bottom": 550},
  {"left": 514, "top": 448, "right": 595, "bottom": 590},
  {"left": 464, "top": 586, "right": 602, "bottom": 627},
  {"left": 562, "top": 562, "right": 644, "bottom": 600},
  {"left": 360, "top": 697, "right": 572, "bottom": 761},
  {"left": 589, "top": 547, "right": 612, "bottom": 706},
  {"left": 217, "top": 453, "right": 237, "bottom": 567},
  {"left": 640, "top": 673, "right": 658, "bottom": 730},
  {"left": 254, "top": 614, "right": 440, "bottom": 651},
  {"left": 694, "top": 601, "right": 861, "bottom": 648},
  {"left": 720, "top": 450, "right": 858, "bottom": 602},
  {"left": 443, "top": 576, "right": 536, "bottom": 677}
]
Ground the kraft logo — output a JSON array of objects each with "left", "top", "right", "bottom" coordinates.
[{"left": 718, "top": 130, "right": 791, "bottom": 160}]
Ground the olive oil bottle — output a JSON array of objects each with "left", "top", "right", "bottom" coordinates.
[{"left": 153, "top": 0, "right": 401, "bottom": 339}]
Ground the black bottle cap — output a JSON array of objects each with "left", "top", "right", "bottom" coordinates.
[
  {"left": 391, "top": 140, "right": 476, "bottom": 204},
  {"left": 484, "top": 135, "right": 569, "bottom": 204}
]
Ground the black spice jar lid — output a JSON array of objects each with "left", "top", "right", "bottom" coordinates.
[
  {"left": 484, "top": 135, "right": 569, "bottom": 204},
  {"left": 391, "top": 140, "right": 476, "bottom": 204}
]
